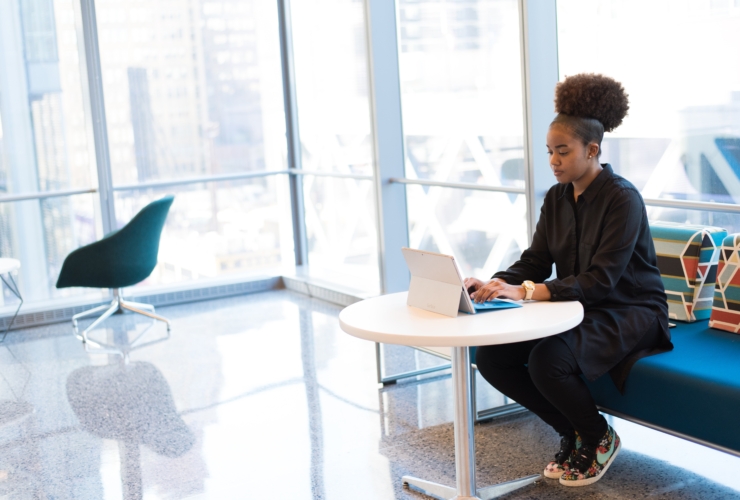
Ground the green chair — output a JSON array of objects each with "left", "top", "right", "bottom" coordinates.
[{"left": 56, "top": 195, "right": 174, "bottom": 343}]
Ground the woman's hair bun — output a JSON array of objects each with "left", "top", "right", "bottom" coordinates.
[{"left": 554, "top": 73, "right": 629, "bottom": 133}]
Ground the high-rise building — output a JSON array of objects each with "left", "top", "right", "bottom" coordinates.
[
  {"left": 199, "top": 0, "right": 270, "bottom": 174},
  {"left": 128, "top": 67, "right": 157, "bottom": 182},
  {"left": 96, "top": 0, "right": 207, "bottom": 185}
]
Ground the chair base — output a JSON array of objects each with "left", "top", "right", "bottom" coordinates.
[{"left": 72, "top": 294, "right": 170, "bottom": 347}]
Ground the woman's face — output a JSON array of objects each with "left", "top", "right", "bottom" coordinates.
[{"left": 546, "top": 124, "right": 598, "bottom": 184}]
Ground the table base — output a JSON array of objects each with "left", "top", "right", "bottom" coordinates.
[
  {"left": 401, "top": 346, "right": 540, "bottom": 500},
  {"left": 403, "top": 473, "right": 540, "bottom": 500}
]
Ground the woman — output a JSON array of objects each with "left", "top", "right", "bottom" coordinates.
[{"left": 464, "top": 74, "right": 673, "bottom": 487}]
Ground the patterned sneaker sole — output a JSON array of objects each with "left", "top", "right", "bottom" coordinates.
[{"left": 559, "top": 440, "right": 621, "bottom": 487}]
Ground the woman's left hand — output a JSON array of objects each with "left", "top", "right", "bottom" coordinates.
[{"left": 470, "top": 280, "right": 526, "bottom": 303}]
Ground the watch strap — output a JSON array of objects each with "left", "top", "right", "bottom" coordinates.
[{"left": 522, "top": 280, "right": 535, "bottom": 300}]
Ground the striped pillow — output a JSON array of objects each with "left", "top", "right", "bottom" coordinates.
[
  {"left": 650, "top": 222, "right": 727, "bottom": 322},
  {"left": 710, "top": 234, "right": 740, "bottom": 333}
]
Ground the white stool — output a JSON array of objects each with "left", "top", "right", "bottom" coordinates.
[{"left": 0, "top": 258, "right": 22, "bottom": 342}]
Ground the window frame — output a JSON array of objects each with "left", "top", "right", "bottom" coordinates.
[{"left": 2, "top": 0, "right": 739, "bottom": 319}]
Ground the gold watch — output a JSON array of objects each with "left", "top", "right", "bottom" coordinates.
[{"left": 522, "top": 280, "right": 535, "bottom": 300}]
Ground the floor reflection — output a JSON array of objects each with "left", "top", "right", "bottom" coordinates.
[
  {"left": 0, "top": 400, "right": 32, "bottom": 427},
  {"left": 299, "top": 309, "right": 325, "bottom": 499},
  {"left": 0, "top": 290, "right": 737, "bottom": 499},
  {"left": 0, "top": 343, "right": 32, "bottom": 429},
  {"left": 67, "top": 360, "right": 195, "bottom": 499}
]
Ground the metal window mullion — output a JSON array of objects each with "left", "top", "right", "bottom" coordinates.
[
  {"left": 389, "top": 177, "right": 526, "bottom": 195},
  {"left": 290, "top": 169, "right": 374, "bottom": 181},
  {"left": 79, "top": 0, "right": 116, "bottom": 235},
  {"left": 643, "top": 198, "right": 740, "bottom": 214},
  {"left": 112, "top": 170, "right": 291, "bottom": 192},
  {"left": 518, "top": 0, "right": 559, "bottom": 244},
  {"left": 365, "top": 0, "right": 410, "bottom": 295},
  {"left": 0, "top": 187, "right": 98, "bottom": 203},
  {"left": 277, "top": 0, "right": 308, "bottom": 267},
  {"left": 519, "top": 0, "right": 536, "bottom": 244},
  {"left": 111, "top": 169, "right": 374, "bottom": 194}
]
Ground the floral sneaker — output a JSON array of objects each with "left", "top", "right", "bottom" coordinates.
[
  {"left": 559, "top": 425, "right": 621, "bottom": 487},
  {"left": 544, "top": 432, "right": 581, "bottom": 479}
]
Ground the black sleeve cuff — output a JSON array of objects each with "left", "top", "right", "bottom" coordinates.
[
  {"left": 545, "top": 279, "right": 580, "bottom": 302},
  {"left": 491, "top": 272, "right": 523, "bottom": 286}
]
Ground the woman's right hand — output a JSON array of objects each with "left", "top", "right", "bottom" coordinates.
[
  {"left": 463, "top": 277, "right": 486, "bottom": 295},
  {"left": 463, "top": 277, "right": 508, "bottom": 302}
]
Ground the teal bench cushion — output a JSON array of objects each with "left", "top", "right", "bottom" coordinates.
[{"left": 585, "top": 321, "right": 740, "bottom": 453}]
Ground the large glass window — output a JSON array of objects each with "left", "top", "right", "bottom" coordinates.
[
  {"left": 290, "top": 0, "right": 379, "bottom": 293},
  {"left": 0, "top": 0, "right": 104, "bottom": 310},
  {"left": 398, "top": 0, "right": 526, "bottom": 278},
  {"left": 96, "top": 0, "right": 286, "bottom": 183},
  {"left": 95, "top": 0, "right": 293, "bottom": 289},
  {"left": 558, "top": 0, "right": 740, "bottom": 230},
  {"left": 114, "top": 178, "right": 290, "bottom": 291},
  {"left": 407, "top": 188, "right": 528, "bottom": 276}
]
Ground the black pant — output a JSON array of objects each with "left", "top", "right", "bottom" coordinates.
[{"left": 475, "top": 323, "right": 660, "bottom": 444}]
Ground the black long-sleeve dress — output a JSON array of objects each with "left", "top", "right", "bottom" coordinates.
[{"left": 492, "top": 164, "right": 673, "bottom": 392}]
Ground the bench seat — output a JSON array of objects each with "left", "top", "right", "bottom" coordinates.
[{"left": 585, "top": 320, "right": 740, "bottom": 454}]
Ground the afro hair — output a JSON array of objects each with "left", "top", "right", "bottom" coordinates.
[{"left": 554, "top": 73, "right": 629, "bottom": 133}]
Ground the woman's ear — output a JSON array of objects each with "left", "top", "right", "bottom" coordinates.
[{"left": 587, "top": 143, "right": 600, "bottom": 159}]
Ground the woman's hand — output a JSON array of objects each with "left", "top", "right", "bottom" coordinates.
[
  {"left": 469, "top": 279, "right": 525, "bottom": 303},
  {"left": 463, "top": 277, "right": 486, "bottom": 295}
]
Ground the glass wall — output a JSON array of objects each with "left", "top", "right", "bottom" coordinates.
[
  {"left": 95, "top": 0, "right": 294, "bottom": 289},
  {"left": 0, "top": 0, "right": 105, "bottom": 311},
  {"left": 557, "top": 0, "right": 740, "bottom": 230},
  {"left": 113, "top": 177, "right": 289, "bottom": 289},
  {"left": 290, "top": 0, "right": 379, "bottom": 292},
  {"left": 0, "top": 0, "right": 383, "bottom": 314},
  {"left": 398, "top": 0, "right": 526, "bottom": 278},
  {"left": 8, "top": 0, "right": 740, "bottom": 315}
]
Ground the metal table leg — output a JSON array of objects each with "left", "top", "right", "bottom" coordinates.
[
  {"left": 402, "top": 346, "right": 540, "bottom": 500},
  {"left": 0, "top": 273, "right": 23, "bottom": 343}
]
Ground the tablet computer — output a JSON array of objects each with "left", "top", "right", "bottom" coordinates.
[{"left": 401, "top": 247, "right": 520, "bottom": 317}]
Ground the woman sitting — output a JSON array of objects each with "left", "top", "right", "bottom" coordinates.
[{"left": 465, "top": 73, "right": 673, "bottom": 487}]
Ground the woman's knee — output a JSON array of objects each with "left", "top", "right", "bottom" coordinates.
[
  {"left": 528, "top": 337, "right": 577, "bottom": 389},
  {"left": 476, "top": 340, "right": 539, "bottom": 384},
  {"left": 475, "top": 344, "right": 522, "bottom": 379},
  {"left": 476, "top": 345, "right": 507, "bottom": 369}
]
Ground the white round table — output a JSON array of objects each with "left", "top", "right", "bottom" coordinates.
[
  {"left": 0, "top": 258, "right": 22, "bottom": 342},
  {"left": 340, "top": 292, "right": 583, "bottom": 500}
]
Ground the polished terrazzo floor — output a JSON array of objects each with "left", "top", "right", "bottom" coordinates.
[{"left": 0, "top": 289, "right": 739, "bottom": 499}]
